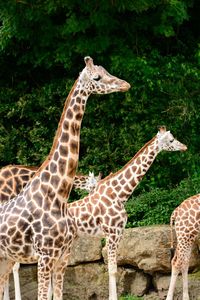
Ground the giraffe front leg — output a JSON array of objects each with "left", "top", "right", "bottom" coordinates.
[
  {"left": 106, "top": 234, "right": 122, "bottom": 300},
  {"left": 47, "top": 276, "right": 53, "bottom": 300},
  {"left": 108, "top": 259, "right": 117, "bottom": 300},
  {"left": 37, "top": 256, "right": 54, "bottom": 300},
  {"left": 52, "top": 253, "right": 70, "bottom": 300},
  {"left": 12, "top": 262, "right": 21, "bottom": 300}
]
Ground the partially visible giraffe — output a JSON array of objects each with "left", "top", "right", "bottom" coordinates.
[
  {"left": 0, "top": 164, "right": 101, "bottom": 202},
  {"left": 166, "top": 193, "right": 200, "bottom": 300},
  {"left": 0, "top": 56, "right": 130, "bottom": 300},
  {"left": 73, "top": 171, "right": 102, "bottom": 193}
]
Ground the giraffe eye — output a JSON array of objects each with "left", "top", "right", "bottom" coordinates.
[
  {"left": 93, "top": 75, "right": 101, "bottom": 81},
  {"left": 170, "top": 139, "right": 174, "bottom": 143}
]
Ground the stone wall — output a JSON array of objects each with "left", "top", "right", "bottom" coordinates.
[{"left": 9, "top": 225, "right": 200, "bottom": 299}]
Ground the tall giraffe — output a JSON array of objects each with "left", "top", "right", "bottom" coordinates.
[
  {"left": 2, "top": 127, "right": 187, "bottom": 300},
  {"left": 0, "top": 164, "right": 101, "bottom": 202},
  {"left": 166, "top": 193, "right": 200, "bottom": 300},
  {"left": 0, "top": 56, "right": 130, "bottom": 300}
]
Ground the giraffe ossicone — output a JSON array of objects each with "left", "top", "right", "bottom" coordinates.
[
  {"left": 166, "top": 193, "right": 200, "bottom": 300},
  {"left": 0, "top": 56, "right": 130, "bottom": 300}
]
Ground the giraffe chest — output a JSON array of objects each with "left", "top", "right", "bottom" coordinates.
[{"left": 0, "top": 197, "right": 76, "bottom": 262}]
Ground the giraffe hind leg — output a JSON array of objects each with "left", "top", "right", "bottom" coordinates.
[
  {"left": 182, "top": 265, "right": 189, "bottom": 300},
  {"left": 180, "top": 243, "right": 193, "bottom": 300},
  {"left": 166, "top": 242, "right": 192, "bottom": 300},
  {"left": 166, "top": 264, "right": 179, "bottom": 300}
]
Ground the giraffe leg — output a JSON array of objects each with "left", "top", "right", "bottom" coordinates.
[
  {"left": 47, "top": 276, "right": 53, "bottom": 300},
  {"left": 182, "top": 265, "right": 189, "bottom": 300},
  {"left": 106, "top": 234, "right": 122, "bottom": 300},
  {"left": 12, "top": 263, "right": 21, "bottom": 300},
  {"left": 0, "top": 258, "right": 14, "bottom": 300},
  {"left": 166, "top": 241, "right": 192, "bottom": 300},
  {"left": 181, "top": 244, "right": 192, "bottom": 300},
  {"left": 52, "top": 253, "right": 70, "bottom": 300},
  {"left": 166, "top": 264, "right": 179, "bottom": 300},
  {"left": 3, "top": 282, "right": 9, "bottom": 300},
  {"left": 37, "top": 256, "right": 54, "bottom": 300}
]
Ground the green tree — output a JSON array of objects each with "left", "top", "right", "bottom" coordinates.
[{"left": 0, "top": 0, "right": 199, "bottom": 197}]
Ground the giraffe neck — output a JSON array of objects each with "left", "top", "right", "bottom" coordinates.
[
  {"left": 104, "top": 136, "right": 160, "bottom": 202},
  {"left": 29, "top": 78, "right": 90, "bottom": 201}
]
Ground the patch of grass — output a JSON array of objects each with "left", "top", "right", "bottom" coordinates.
[
  {"left": 189, "top": 269, "right": 200, "bottom": 280},
  {"left": 120, "top": 295, "right": 143, "bottom": 300}
]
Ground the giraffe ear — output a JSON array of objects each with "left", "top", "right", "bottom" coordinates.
[
  {"left": 158, "top": 125, "right": 166, "bottom": 133},
  {"left": 98, "top": 172, "right": 102, "bottom": 180},
  {"left": 84, "top": 56, "right": 94, "bottom": 69}
]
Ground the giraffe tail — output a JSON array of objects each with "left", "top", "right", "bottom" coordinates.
[{"left": 169, "top": 209, "right": 177, "bottom": 260}]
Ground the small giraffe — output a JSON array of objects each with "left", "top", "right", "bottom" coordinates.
[
  {"left": 166, "top": 193, "right": 200, "bottom": 300},
  {"left": 0, "top": 164, "right": 100, "bottom": 202},
  {"left": 0, "top": 56, "right": 130, "bottom": 300},
  {"left": 73, "top": 171, "right": 102, "bottom": 193}
]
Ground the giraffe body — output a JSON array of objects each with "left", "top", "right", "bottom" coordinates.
[
  {"left": 2, "top": 126, "right": 186, "bottom": 300},
  {"left": 166, "top": 193, "right": 200, "bottom": 300},
  {"left": 0, "top": 56, "right": 130, "bottom": 300}
]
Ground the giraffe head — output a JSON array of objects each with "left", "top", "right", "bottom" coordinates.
[
  {"left": 85, "top": 171, "right": 102, "bottom": 192},
  {"left": 157, "top": 126, "right": 187, "bottom": 152},
  {"left": 79, "top": 56, "right": 130, "bottom": 94}
]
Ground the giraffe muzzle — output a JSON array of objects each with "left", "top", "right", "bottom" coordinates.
[
  {"left": 181, "top": 144, "right": 187, "bottom": 151},
  {"left": 120, "top": 81, "right": 131, "bottom": 92}
]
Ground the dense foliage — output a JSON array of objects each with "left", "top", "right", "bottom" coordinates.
[
  {"left": 0, "top": 0, "right": 199, "bottom": 225},
  {"left": 126, "top": 175, "right": 200, "bottom": 227}
]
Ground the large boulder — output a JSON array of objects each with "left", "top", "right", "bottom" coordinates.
[
  {"left": 64, "top": 263, "right": 149, "bottom": 300},
  {"left": 103, "top": 225, "right": 200, "bottom": 273},
  {"left": 68, "top": 235, "right": 102, "bottom": 266}
]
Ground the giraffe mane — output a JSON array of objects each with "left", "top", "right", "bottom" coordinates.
[
  {"left": 33, "top": 79, "right": 79, "bottom": 177},
  {"left": 6, "top": 165, "right": 38, "bottom": 171},
  {"left": 98, "top": 135, "right": 157, "bottom": 184}
]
